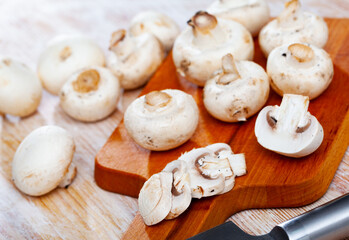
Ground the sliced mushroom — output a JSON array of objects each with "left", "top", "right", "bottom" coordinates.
[
  {"left": 203, "top": 54, "right": 269, "bottom": 122},
  {"left": 129, "top": 11, "right": 180, "bottom": 52},
  {"left": 107, "top": 29, "right": 165, "bottom": 90},
  {"left": 0, "top": 57, "right": 42, "bottom": 117},
  {"left": 59, "top": 66, "right": 121, "bottom": 122},
  {"left": 207, "top": 0, "right": 270, "bottom": 37},
  {"left": 37, "top": 34, "right": 105, "bottom": 95},
  {"left": 173, "top": 11, "right": 254, "bottom": 86},
  {"left": 255, "top": 94, "right": 324, "bottom": 157},
  {"left": 259, "top": 0, "right": 328, "bottom": 57},
  {"left": 12, "top": 125, "right": 77, "bottom": 196},
  {"left": 124, "top": 89, "right": 199, "bottom": 151},
  {"left": 267, "top": 43, "right": 334, "bottom": 100}
]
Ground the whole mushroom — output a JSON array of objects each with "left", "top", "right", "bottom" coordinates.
[
  {"left": 0, "top": 57, "right": 42, "bottom": 117},
  {"left": 60, "top": 66, "right": 121, "bottom": 122},
  {"left": 203, "top": 54, "right": 269, "bottom": 122},
  {"left": 12, "top": 125, "right": 77, "bottom": 196},
  {"left": 37, "top": 34, "right": 106, "bottom": 95},
  {"left": 259, "top": 0, "right": 328, "bottom": 57},
  {"left": 129, "top": 11, "right": 180, "bottom": 52},
  {"left": 207, "top": 0, "right": 270, "bottom": 37},
  {"left": 173, "top": 11, "right": 254, "bottom": 86},
  {"left": 124, "top": 89, "right": 199, "bottom": 151},
  {"left": 267, "top": 43, "right": 334, "bottom": 100},
  {"left": 107, "top": 29, "right": 165, "bottom": 90}
]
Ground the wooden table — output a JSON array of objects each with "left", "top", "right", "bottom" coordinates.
[{"left": 1, "top": 0, "right": 348, "bottom": 239}]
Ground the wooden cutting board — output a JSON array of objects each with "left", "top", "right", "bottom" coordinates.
[{"left": 95, "top": 19, "right": 349, "bottom": 239}]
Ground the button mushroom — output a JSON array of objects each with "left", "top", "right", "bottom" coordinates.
[
  {"left": 203, "top": 54, "right": 269, "bottom": 122},
  {"left": 59, "top": 66, "right": 121, "bottom": 122},
  {"left": 267, "top": 43, "right": 334, "bottom": 100},
  {"left": 259, "top": 0, "right": 328, "bottom": 57},
  {"left": 129, "top": 11, "right": 180, "bottom": 52},
  {"left": 12, "top": 125, "right": 77, "bottom": 196},
  {"left": 207, "top": 0, "right": 270, "bottom": 37},
  {"left": 0, "top": 57, "right": 42, "bottom": 117},
  {"left": 172, "top": 11, "right": 254, "bottom": 86},
  {"left": 124, "top": 89, "right": 199, "bottom": 151},
  {"left": 37, "top": 34, "right": 106, "bottom": 95},
  {"left": 107, "top": 29, "right": 165, "bottom": 90},
  {"left": 254, "top": 94, "right": 324, "bottom": 158}
]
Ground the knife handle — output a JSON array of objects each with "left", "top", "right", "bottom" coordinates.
[{"left": 278, "top": 193, "right": 349, "bottom": 240}]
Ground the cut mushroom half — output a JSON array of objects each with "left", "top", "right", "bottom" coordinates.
[
  {"left": 107, "top": 29, "right": 165, "bottom": 90},
  {"left": 267, "top": 43, "right": 334, "bottom": 100},
  {"left": 255, "top": 94, "right": 324, "bottom": 157},
  {"left": 173, "top": 11, "right": 253, "bottom": 86}
]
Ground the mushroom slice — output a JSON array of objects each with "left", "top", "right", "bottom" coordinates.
[
  {"left": 207, "top": 0, "right": 270, "bottom": 37},
  {"left": 0, "top": 57, "right": 42, "bottom": 117},
  {"left": 203, "top": 54, "right": 269, "bottom": 122},
  {"left": 129, "top": 11, "right": 180, "bottom": 52},
  {"left": 12, "top": 125, "right": 76, "bottom": 196},
  {"left": 173, "top": 11, "right": 253, "bottom": 86},
  {"left": 255, "top": 94, "right": 324, "bottom": 157},
  {"left": 60, "top": 66, "right": 120, "bottom": 122},
  {"left": 107, "top": 29, "right": 165, "bottom": 90},
  {"left": 37, "top": 34, "right": 105, "bottom": 95},
  {"left": 259, "top": 0, "right": 328, "bottom": 57},
  {"left": 138, "top": 172, "right": 172, "bottom": 226},
  {"left": 124, "top": 89, "right": 199, "bottom": 151},
  {"left": 267, "top": 43, "right": 334, "bottom": 100}
]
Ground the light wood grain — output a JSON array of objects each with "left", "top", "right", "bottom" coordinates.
[{"left": 1, "top": 1, "right": 348, "bottom": 239}]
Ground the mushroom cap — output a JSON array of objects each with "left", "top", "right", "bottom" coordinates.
[
  {"left": 173, "top": 12, "right": 254, "bottom": 86},
  {"left": 267, "top": 43, "right": 333, "bottom": 100},
  {"left": 12, "top": 125, "right": 76, "bottom": 196},
  {"left": 204, "top": 55, "right": 269, "bottom": 122},
  {"left": 124, "top": 89, "right": 199, "bottom": 151},
  {"left": 129, "top": 11, "right": 180, "bottom": 52},
  {"left": 0, "top": 57, "right": 42, "bottom": 117},
  {"left": 60, "top": 66, "right": 120, "bottom": 122},
  {"left": 108, "top": 30, "right": 165, "bottom": 90},
  {"left": 207, "top": 0, "right": 270, "bottom": 37},
  {"left": 259, "top": 0, "right": 328, "bottom": 57},
  {"left": 37, "top": 34, "right": 105, "bottom": 95}
]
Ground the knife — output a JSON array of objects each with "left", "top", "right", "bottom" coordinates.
[{"left": 188, "top": 193, "right": 349, "bottom": 240}]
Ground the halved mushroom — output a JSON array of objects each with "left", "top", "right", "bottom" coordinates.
[
  {"left": 0, "top": 57, "right": 42, "bottom": 117},
  {"left": 37, "top": 34, "right": 105, "bottom": 95},
  {"left": 259, "top": 0, "right": 328, "bottom": 57},
  {"left": 129, "top": 11, "right": 180, "bottom": 52},
  {"left": 173, "top": 11, "right": 254, "bottom": 86},
  {"left": 267, "top": 43, "right": 334, "bottom": 100},
  {"left": 255, "top": 94, "right": 324, "bottom": 157},
  {"left": 203, "top": 54, "right": 269, "bottom": 122},
  {"left": 60, "top": 66, "right": 121, "bottom": 122},
  {"left": 124, "top": 89, "right": 199, "bottom": 151},
  {"left": 207, "top": 0, "right": 270, "bottom": 37},
  {"left": 107, "top": 29, "right": 165, "bottom": 90},
  {"left": 12, "top": 125, "right": 77, "bottom": 196}
]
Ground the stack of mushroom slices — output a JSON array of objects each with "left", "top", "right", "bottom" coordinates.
[{"left": 138, "top": 143, "right": 246, "bottom": 226}]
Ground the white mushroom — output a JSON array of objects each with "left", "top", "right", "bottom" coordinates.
[
  {"left": 37, "top": 34, "right": 105, "bottom": 95},
  {"left": 259, "top": 0, "right": 328, "bottom": 57},
  {"left": 107, "top": 29, "right": 165, "bottom": 90},
  {"left": 129, "top": 11, "right": 180, "bottom": 52},
  {"left": 207, "top": 0, "right": 270, "bottom": 37},
  {"left": 172, "top": 11, "right": 254, "bottom": 86},
  {"left": 60, "top": 66, "right": 120, "bottom": 122},
  {"left": 267, "top": 43, "right": 334, "bottom": 100},
  {"left": 0, "top": 57, "right": 42, "bottom": 117},
  {"left": 124, "top": 89, "right": 199, "bottom": 151},
  {"left": 254, "top": 94, "right": 324, "bottom": 158},
  {"left": 12, "top": 125, "right": 77, "bottom": 196},
  {"left": 203, "top": 54, "right": 269, "bottom": 122}
]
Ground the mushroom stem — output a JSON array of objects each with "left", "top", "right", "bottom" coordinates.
[
  {"left": 277, "top": 0, "right": 303, "bottom": 28},
  {"left": 109, "top": 29, "right": 136, "bottom": 61},
  {"left": 288, "top": 43, "right": 315, "bottom": 63},
  {"left": 144, "top": 91, "right": 172, "bottom": 109},
  {"left": 58, "top": 162, "right": 77, "bottom": 188},
  {"left": 72, "top": 69, "right": 100, "bottom": 93},
  {"left": 217, "top": 54, "right": 241, "bottom": 84}
]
